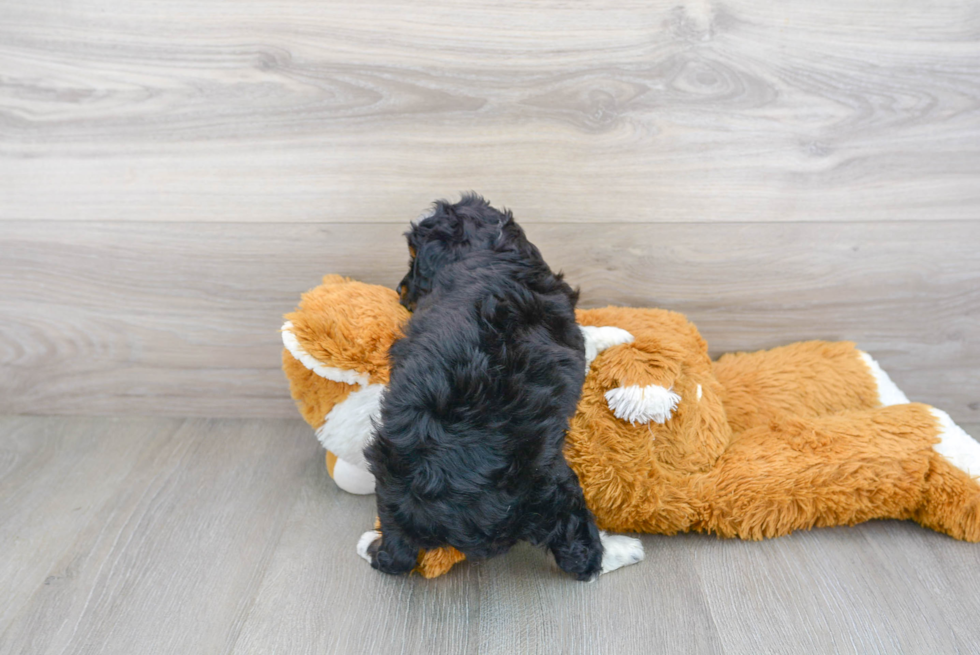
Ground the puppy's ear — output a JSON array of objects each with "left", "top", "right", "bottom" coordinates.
[
  {"left": 428, "top": 202, "right": 466, "bottom": 243},
  {"left": 405, "top": 231, "right": 419, "bottom": 259},
  {"left": 495, "top": 215, "right": 541, "bottom": 261}
]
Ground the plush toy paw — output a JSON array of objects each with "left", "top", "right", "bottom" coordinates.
[
  {"left": 326, "top": 451, "right": 376, "bottom": 495},
  {"left": 605, "top": 384, "right": 681, "bottom": 424},
  {"left": 357, "top": 530, "right": 382, "bottom": 563},
  {"left": 599, "top": 532, "right": 645, "bottom": 574}
]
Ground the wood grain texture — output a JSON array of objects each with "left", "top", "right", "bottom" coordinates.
[
  {"left": 3, "top": 416, "right": 980, "bottom": 654},
  {"left": 691, "top": 526, "right": 971, "bottom": 653},
  {"left": 0, "top": 416, "right": 177, "bottom": 632},
  {"left": 1, "top": 0, "right": 978, "bottom": 223},
  {"left": 2, "top": 220, "right": 977, "bottom": 422},
  {"left": 0, "top": 416, "right": 314, "bottom": 655}
]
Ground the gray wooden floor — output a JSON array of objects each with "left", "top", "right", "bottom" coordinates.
[{"left": 3, "top": 415, "right": 980, "bottom": 655}]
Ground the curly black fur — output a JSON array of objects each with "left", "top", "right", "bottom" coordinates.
[
  {"left": 365, "top": 194, "right": 604, "bottom": 580},
  {"left": 396, "top": 194, "right": 545, "bottom": 311}
]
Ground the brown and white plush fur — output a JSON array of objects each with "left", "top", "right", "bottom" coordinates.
[
  {"left": 281, "top": 275, "right": 409, "bottom": 495},
  {"left": 283, "top": 277, "right": 980, "bottom": 578}
]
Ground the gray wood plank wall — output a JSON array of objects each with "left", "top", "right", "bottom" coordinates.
[{"left": 1, "top": 0, "right": 978, "bottom": 421}]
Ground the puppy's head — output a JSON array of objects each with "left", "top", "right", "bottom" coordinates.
[{"left": 397, "top": 193, "right": 535, "bottom": 310}]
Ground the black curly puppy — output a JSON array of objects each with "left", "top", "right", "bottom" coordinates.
[{"left": 359, "top": 195, "right": 641, "bottom": 580}]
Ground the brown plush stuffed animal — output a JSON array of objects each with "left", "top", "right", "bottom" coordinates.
[{"left": 283, "top": 276, "right": 980, "bottom": 578}]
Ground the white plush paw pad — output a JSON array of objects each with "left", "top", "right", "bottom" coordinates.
[
  {"left": 331, "top": 457, "right": 377, "bottom": 495},
  {"left": 858, "top": 351, "right": 910, "bottom": 406},
  {"left": 580, "top": 325, "right": 635, "bottom": 370},
  {"left": 357, "top": 530, "right": 381, "bottom": 563},
  {"left": 931, "top": 409, "right": 980, "bottom": 478},
  {"left": 599, "top": 532, "right": 645, "bottom": 574},
  {"left": 605, "top": 384, "right": 681, "bottom": 424}
]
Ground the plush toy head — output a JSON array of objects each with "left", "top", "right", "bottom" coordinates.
[{"left": 281, "top": 275, "right": 410, "bottom": 493}]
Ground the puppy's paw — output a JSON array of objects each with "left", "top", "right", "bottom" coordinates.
[
  {"left": 599, "top": 532, "right": 645, "bottom": 575},
  {"left": 605, "top": 384, "right": 680, "bottom": 425},
  {"left": 356, "top": 530, "right": 382, "bottom": 563}
]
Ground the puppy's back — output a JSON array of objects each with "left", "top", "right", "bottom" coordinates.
[{"left": 369, "top": 251, "right": 585, "bottom": 555}]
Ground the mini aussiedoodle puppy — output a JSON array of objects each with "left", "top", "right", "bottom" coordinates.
[{"left": 358, "top": 194, "right": 643, "bottom": 580}]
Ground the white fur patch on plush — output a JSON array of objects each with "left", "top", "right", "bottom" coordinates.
[
  {"left": 315, "top": 383, "right": 385, "bottom": 466},
  {"left": 600, "top": 532, "right": 645, "bottom": 574},
  {"left": 605, "top": 384, "right": 681, "bottom": 424},
  {"left": 931, "top": 408, "right": 980, "bottom": 478},
  {"left": 332, "top": 457, "right": 376, "bottom": 495},
  {"left": 580, "top": 325, "right": 635, "bottom": 370},
  {"left": 281, "top": 321, "right": 370, "bottom": 387},
  {"left": 357, "top": 530, "right": 381, "bottom": 563},
  {"left": 858, "top": 351, "right": 910, "bottom": 406},
  {"left": 696, "top": 384, "right": 703, "bottom": 401}
]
